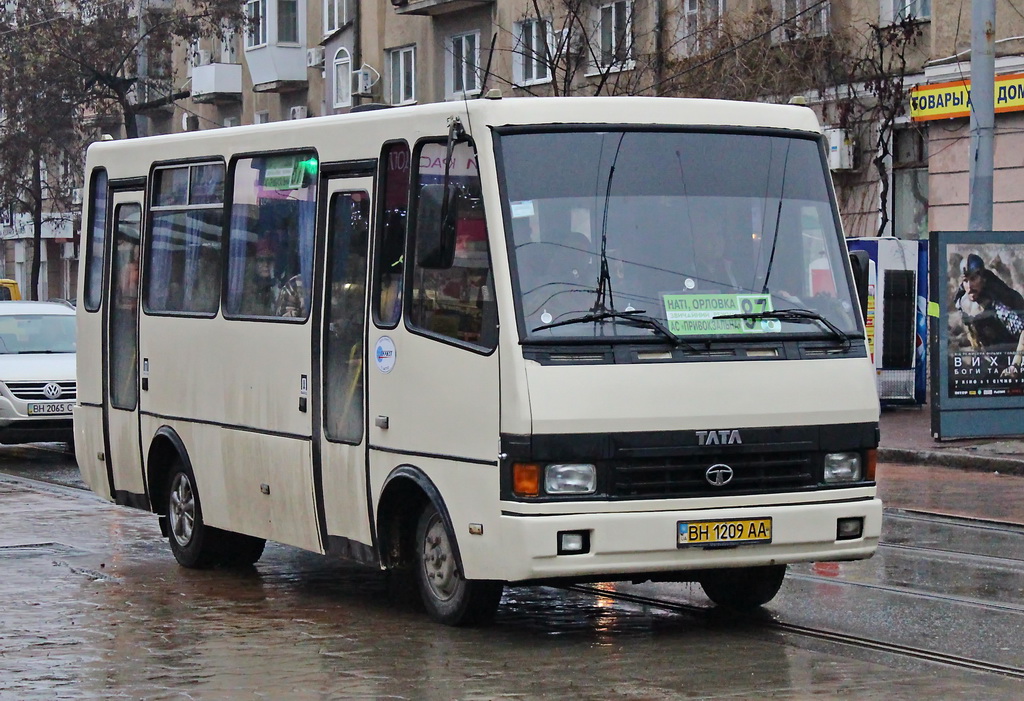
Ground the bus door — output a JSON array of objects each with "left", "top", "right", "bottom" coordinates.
[
  {"left": 104, "top": 190, "right": 146, "bottom": 502},
  {"left": 317, "top": 178, "right": 374, "bottom": 550}
]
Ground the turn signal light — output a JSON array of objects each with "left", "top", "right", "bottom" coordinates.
[
  {"left": 513, "top": 463, "right": 540, "bottom": 497},
  {"left": 865, "top": 448, "right": 877, "bottom": 481}
]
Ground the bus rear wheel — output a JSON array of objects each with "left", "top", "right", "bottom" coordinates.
[
  {"left": 166, "top": 461, "right": 231, "bottom": 569},
  {"left": 698, "top": 564, "right": 787, "bottom": 610},
  {"left": 414, "top": 503, "right": 503, "bottom": 626}
]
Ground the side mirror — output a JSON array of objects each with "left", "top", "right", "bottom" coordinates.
[
  {"left": 415, "top": 183, "right": 458, "bottom": 269},
  {"left": 849, "top": 249, "right": 869, "bottom": 322}
]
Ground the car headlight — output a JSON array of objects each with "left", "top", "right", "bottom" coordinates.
[
  {"left": 544, "top": 463, "right": 596, "bottom": 494},
  {"left": 823, "top": 452, "right": 862, "bottom": 483}
]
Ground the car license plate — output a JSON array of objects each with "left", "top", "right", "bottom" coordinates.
[
  {"left": 28, "top": 402, "right": 73, "bottom": 416},
  {"left": 677, "top": 518, "right": 772, "bottom": 547}
]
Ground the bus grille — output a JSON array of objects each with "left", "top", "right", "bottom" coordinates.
[
  {"left": 4, "top": 381, "right": 77, "bottom": 401},
  {"left": 609, "top": 452, "right": 815, "bottom": 498}
]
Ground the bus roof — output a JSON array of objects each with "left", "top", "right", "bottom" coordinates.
[{"left": 86, "top": 96, "right": 822, "bottom": 177}]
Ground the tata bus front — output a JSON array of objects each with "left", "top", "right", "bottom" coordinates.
[{"left": 494, "top": 122, "right": 882, "bottom": 608}]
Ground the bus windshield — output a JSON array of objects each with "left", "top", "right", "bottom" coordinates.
[{"left": 499, "top": 129, "right": 861, "bottom": 344}]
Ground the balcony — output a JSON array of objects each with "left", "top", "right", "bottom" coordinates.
[
  {"left": 392, "top": 0, "right": 493, "bottom": 17},
  {"left": 191, "top": 63, "right": 243, "bottom": 104},
  {"left": 247, "top": 45, "right": 308, "bottom": 93}
]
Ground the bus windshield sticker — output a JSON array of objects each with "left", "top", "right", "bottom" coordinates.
[
  {"left": 262, "top": 154, "right": 318, "bottom": 191},
  {"left": 509, "top": 200, "right": 535, "bottom": 218},
  {"left": 663, "top": 293, "right": 779, "bottom": 336},
  {"left": 374, "top": 336, "right": 397, "bottom": 373}
]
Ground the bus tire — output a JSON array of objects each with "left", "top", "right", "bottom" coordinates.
[
  {"left": 414, "top": 502, "right": 503, "bottom": 626},
  {"left": 220, "top": 531, "right": 267, "bottom": 568},
  {"left": 166, "top": 460, "right": 228, "bottom": 569},
  {"left": 699, "top": 564, "right": 787, "bottom": 610}
]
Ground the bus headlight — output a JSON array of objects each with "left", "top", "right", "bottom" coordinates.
[
  {"left": 545, "top": 464, "right": 596, "bottom": 494},
  {"left": 823, "top": 452, "right": 862, "bottom": 483}
]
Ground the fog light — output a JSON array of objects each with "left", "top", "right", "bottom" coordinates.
[
  {"left": 558, "top": 530, "right": 590, "bottom": 555},
  {"left": 836, "top": 517, "right": 863, "bottom": 540},
  {"left": 545, "top": 463, "right": 596, "bottom": 494},
  {"left": 824, "top": 452, "right": 862, "bottom": 483}
]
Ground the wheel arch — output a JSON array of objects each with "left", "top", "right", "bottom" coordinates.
[
  {"left": 376, "top": 464, "right": 464, "bottom": 573},
  {"left": 146, "top": 427, "right": 193, "bottom": 517}
]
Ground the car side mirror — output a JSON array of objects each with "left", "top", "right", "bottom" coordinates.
[
  {"left": 849, "top": 249, "right": 869, "bottom": 322},
  {"left": 415, "top": 183, "right": 458, "bottom": 269}
]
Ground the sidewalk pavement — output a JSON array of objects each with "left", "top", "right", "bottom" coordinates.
[{"left": 879, "top": 400, "right": 1024, "bottom": 476}]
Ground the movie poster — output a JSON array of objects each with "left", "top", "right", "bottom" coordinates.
[{"left": 945, "top": 243, "right": 1024, "bottom": 398}]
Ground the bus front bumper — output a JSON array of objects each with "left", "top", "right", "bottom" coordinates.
[{"left": 490, "top": 497, "right": 882, "bottom": 583}]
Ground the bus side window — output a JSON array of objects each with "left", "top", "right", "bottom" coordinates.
[
  {"left": 408, "top": 140, "right": 495, "bottom": 349},
  {"left": 372, "top": 141, "right": 410, "bottom": 327},
  {"left": 83, "top": 169, "right": 108, "bottom": 312}
]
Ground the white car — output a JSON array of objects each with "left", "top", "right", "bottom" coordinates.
[{"left": 0, "top": 301, "right": 76, "bottom": 445}]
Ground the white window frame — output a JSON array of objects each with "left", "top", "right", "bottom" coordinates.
[
  {"left": 679, "top": 0, "right": 726, "bottom": 57},
  {"left": 594, "top": 0, "right": 634, "bottom": 72},
  {"left": 776, "top": 0, "right": 830, "bottom": 42},
  {"left": 333, "top": 48, "right": 352, "bottom": 109},
  {"left": 254, "top": 111, "right": 270, "bottom": 124},
  {"left": 893, "top": 0, "right": 929, "bottom": 21},
  {"left": 513, "top": 17, "right": 554, "bottom": 86},
  {"left": 277, "top": 0, "right": 299, "bottom": 45},
  {"left": 388, "top": 45, "right": 416, "bottom": 106},
  {"left": 245, "top": 0, "right": 267, "bottom": 49},
  {"left": 447, "top": 31, "right": 481, "bottom": 98},
  {"left": 324, "top": 0, "right": 351, "bottom": 34}
]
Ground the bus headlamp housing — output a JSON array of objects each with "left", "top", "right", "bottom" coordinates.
[
  {"left": 823, "top": 452, "right": 862, "bottom": 483},
  {"left": 544, "top": 464, "right": 596, "bottom": 494}
]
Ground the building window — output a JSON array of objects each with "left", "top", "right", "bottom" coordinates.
[
  {"left": 513, "top": 18, "right": 552, "bottom": 85},
  {"left": 325, "top": 0, "right": 352, "bottom": 34},
  {"left": 448, "top": 31, "right": 480, "bottom": 97},
  {"left": 893, "top": 126, "right": 929, "bottom": 239},
  {"left": 333, "top": 48, "right": 352, "bottom": 108},
  {"left": 255, "top": 111, "right": 270, "bottom": 124},
  {"left": 894, "top": 0, "right": 929, "bottom": 21},
  {"left": 679, "top": 0, "right": 726, "bottom": 56},
  {"left": 778, "top": 0, "right": 829, "bottom": 41},
  {"left": 598, "top": 0, "right": 632, "bottom": 68},
  {"left": 278, "top": 0, "right": 298, "bottom": 44},
  {"left": 388, "top": 46, "right": 416, "bottom": 105},
  {"left": 245, "top": 0, "right": 267, "bottom": 48}
]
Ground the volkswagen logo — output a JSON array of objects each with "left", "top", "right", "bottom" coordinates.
[
  {"left": 42, "top": 383, "right": 63, "bottom": 400},
  {"left": 705, "top": 464, "right": 734, "bottom": 487}
]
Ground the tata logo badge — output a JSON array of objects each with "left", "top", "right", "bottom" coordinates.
[
  {"left": 705, "top": 464, "right": 734, "bottom": 487},
  {"left": 43, "top": 383, "right": 63, "bottom": 400},
  {"left": 696, "top": 429, "right": 742, "bottom": 446},
  {"left": 374, "top": 336, "right": 396, "bottom": 374}
]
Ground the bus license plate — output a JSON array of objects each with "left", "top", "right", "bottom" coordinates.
[
  {"left": 28, "top": 403, "right": 73, "bottom": 416},
  {"left": 677, "top": 518, "right": 772, "bottom": 547}
]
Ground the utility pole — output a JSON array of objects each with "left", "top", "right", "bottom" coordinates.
[{"left": 967, "top": 0, "right": 995, "bottom": 232}]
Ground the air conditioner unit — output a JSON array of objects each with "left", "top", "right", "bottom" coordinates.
[
  {"left": 290, "top": 105, "right": 308, "bottom": 120},
  {"left": 71, "top": 188, "right": 82, "bottom": 206},
  {"left": 354, "top": 68, "right": 373, "bottom": 96},
  {"left": 196, "top": 50, "right": 213, "bottom": 66},
  {"left": 306, "top": 47, "right": 325, "bottom": 68},
  {"left": 825, "top": 127, "right": 854, "bottom": 171}
]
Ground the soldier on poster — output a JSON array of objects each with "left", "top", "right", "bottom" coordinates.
[{"left": 947, "top": 245, "right": 1024, "bottom": 397}]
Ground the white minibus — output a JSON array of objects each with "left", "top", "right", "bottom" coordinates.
[{"left": 75, "top": 96, "right": 881, "bottom": 625}]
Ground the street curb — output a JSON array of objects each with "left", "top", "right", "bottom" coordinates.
[{"left": 878, "top": 447, "right": 1024, "bottom": 476}]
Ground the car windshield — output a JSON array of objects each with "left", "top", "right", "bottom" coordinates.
[
  {"left": 0, "top": 314, "right": 76, "bottom": 354},
  {"left": 498, "top": 129, "right": 861, "bottom": 343}
]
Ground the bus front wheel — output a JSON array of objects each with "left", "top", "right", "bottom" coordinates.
[
  {"left": 698, "top": 564, "right": 787, "bottom": 610},
  {"left": 414, "top": 502, "right": 503, "bottom": 626},
  {"left": 166, "top": 461, "right": 228, "bottom": 569}
]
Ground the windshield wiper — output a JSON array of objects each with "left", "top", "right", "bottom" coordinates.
[
  {"left": 533, "top": 309, "right": 688, "bottom": 348},
  {"left": 713, "top": 308, "right": 853, "bottom": 350}
]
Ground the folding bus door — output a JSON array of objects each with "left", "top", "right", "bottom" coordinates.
[
  {"left": 317, "top": 179, "right": 374, "bottom": 552},
  {"left": 104, "top": 190, "right": 146, "bottom": 501}
]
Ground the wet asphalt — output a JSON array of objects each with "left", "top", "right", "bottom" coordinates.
[{"left": 1, "top": 448, "right": 1022, "bottom": 699}]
